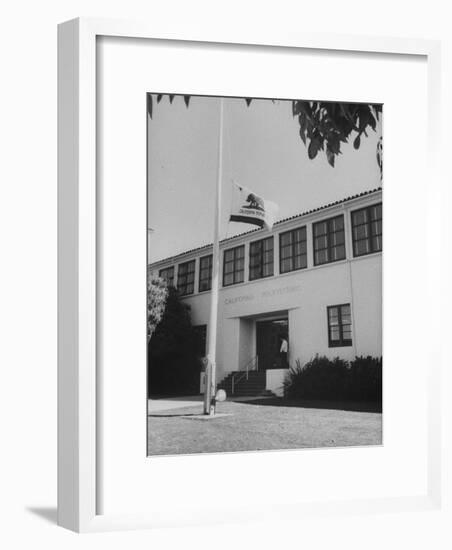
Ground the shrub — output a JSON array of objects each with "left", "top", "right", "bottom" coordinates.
[
  {"left": 348, "top": 356, "right": 382, "bottom": 401},
  {"left": 148, "top": 286, "right": 203, "bottom": 397},
  {"left": 147, "top": 277, "right": 168, "bottom": 342},
  {"left": 283, "top": 355, "right": 382, "bottom": 402}
]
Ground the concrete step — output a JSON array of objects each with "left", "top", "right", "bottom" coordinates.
[{"left": 217, "top": 370, "right": 268, "bottom": 397}]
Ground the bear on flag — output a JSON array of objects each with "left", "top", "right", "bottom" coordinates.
[{"left": 229, "top": 182, "right": 279, "bottom": 231}]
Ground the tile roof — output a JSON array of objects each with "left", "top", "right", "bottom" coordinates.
[{"left": 149, "top": 187, "right": 382, "bottom": 266}]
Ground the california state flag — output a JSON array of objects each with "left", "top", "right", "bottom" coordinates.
[{"left": 229, "top": 182, "right": 279, "bottom": 231}]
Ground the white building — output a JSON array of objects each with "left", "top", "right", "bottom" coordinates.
[{"left": 148, "top": 188, "right": 382, "bottom": 396}]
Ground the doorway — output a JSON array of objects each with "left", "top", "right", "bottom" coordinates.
[{"left": 256, "top": 318, "right": 289, "bottom": 370}]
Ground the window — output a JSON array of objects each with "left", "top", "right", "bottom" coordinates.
[
  {"left": 158, "top": 266, "right": 174, "bottom": 287},
  {"left": 249, "top": 237, "right": 274, "bottom": 280},
  {"left": 351, "top": 203, "right": 382, "bottom": 257},
  {"left": 313, "top": 215, "right": 346, "bottom": 265},
  {"left": 199, "top": 255, "right": 213, "bottom": 292},
  {"left": 223, "top": 245, "right": 245, "bottom": 286},
  {"left": 177, "top": 260, "right": 195, "bottom": 296},
  {"left": 279, "top": 226, "right": 307, "bottom": 273},
  {"left": 327, "top": 304, "right": 352, "bottom": 347}
]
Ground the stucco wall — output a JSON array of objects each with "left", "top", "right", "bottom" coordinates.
[
  {"left": 177, "top": 252, "right": 382, "bottom": 382},
  {"left": 266, "top": 369, "right": 289, "bottom": 397}
]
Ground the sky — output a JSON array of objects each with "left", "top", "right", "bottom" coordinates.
[{"left": 147, "top": 95, "right": 382, "bottom": 263}]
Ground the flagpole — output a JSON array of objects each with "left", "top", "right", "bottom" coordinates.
[{"left": 204, "top": 98, "right": 224, "bottom": 415}]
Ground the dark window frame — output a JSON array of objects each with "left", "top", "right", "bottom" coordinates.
[
  {"left": 158, "top": 266, "right": 175, "bottom": 287},
  {"left": 327, "top": 303, "right": 352, "bottom": 348},
  {"left": 177, "top": 259, "right": 196, "bottom": 296},
  {"left": 351, "top": 202, "right": 382, "bottom": 257},
  {"left": 222, "top": 245, "right": 245, "bottom": 287},
  {"left": 198, "top": 254, "right": 213, "bottom": 292},
  {"left": 249, "top": 236, "right": 274, "bottom": 281},
  {"left": 279, "top": 226, "right": 307, "bottom": 274},
  {"left": 313, "top": 214, "right": 346, "bottom": 266}
]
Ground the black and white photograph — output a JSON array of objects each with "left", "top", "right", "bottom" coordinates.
[{"left": 146, "top": 94, "right": 383, "bottom": 456}]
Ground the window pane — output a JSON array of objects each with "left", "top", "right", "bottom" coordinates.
[
  {"left": 280, "top": 245, "right": 291, "bottom": 259},
  {"left": 359, "top": 240, "right": 370, "bottom": 255},
  {"left": 335, "top": 244, "right": 346, "bottom": 260},
  {"left": 249, "top": 242, "right": 259, "bottom": 256},
  {"left": 224, "top": 250, "right": 234, "bottom": 262},
  {"left": 370, "top": 204, "right": 382, "bottom": 220},
  {"left": 281, "top": 258, "right": 291, "bottom": 272},
  {"left": 314, "top": 235, "right": 328, "bottom": 250},
  {"left": 331, "top": 231, "right": 345, "bottom": 246},
  {"left": 294, "top": 255, "right": 306, "bottom": 270},
  {"left": 315, "top": 250, "right": 328, "bottom": 264},
  {"left": 352, "top": 210, "right": 367, "bottom": 225},
  {"left": 264, "top": 251, "right": 273, "bottom": 263},
  {"left": 295, "top": 241, "right": 306, "bottom": 255},
  {"left": 372, "top": 220, "right": 382, "bottom": 236},
  {"left": 342, "top": 330, "right": 352, "bottom": 342},
  {"left": 280, "top": 232, "right": 291, "bottom": 246},
  {"left": 354, "top": 225, "right": 368, "bottom": 240},
  {"left": 341, "top": 305, "right": 351, "bottom": 322},
  {"left": 224, "top": 262, "right": 234, "bottom": 274},
  {"left": 372, "top": 236, "right": 382, "bottom": 252},
  {"left": 295, "top": 227, "right": 305, "bottom": 242},
  {"left": 314, "top": 221, "right": 327, "bottom": 236},
  {"left": 328, "top": 307, "right": 339, "bottom": 323},
  {"left": 330, "top": 326, "right": 340, "bottom": 341},
  {"left": 332, "top": 216, "right": 344, "bottom": 231}
]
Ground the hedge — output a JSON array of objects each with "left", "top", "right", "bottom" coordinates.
[{"left": 283, "top": 355, "right": 382, "bottom": 402}]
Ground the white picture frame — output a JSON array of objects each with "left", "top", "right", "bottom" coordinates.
[{"left": 58, "top": 17, "right": 443, "bottom": 532}]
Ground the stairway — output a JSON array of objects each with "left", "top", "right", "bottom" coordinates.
[{"left": 217, "top": 370, "right": 273, "bottom": 397}]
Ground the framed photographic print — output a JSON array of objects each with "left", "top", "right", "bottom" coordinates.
[{"left": 58, "top": 18, "right": 443, "bottom": 532}]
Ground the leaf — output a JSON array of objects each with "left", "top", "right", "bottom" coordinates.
[
  {"left": 298, "top": 113, "right": 308, "bottom": 135},
  {"left": 308, "top": 138, "right": 320, "bottom": 160},
  {"left": 147, "top": 94, "right": 153, "bottom": 118},
  {"left": 353, "top": 134, "right": 361, "bottom": 149},
  {"left": 299, "top": 128, "right": 306, "bottom": 145},
  {"left": 328, "top": 135, "right": 341, "bottom": 155},
  {"left": 183, "top": 95, "right": 190, "bottom": 107},
  {"left": 245, "top": 98, "right": 252, "bottom": 106},
  {"left": 326, "top": 148, "right": 335, "bottom": 167}
]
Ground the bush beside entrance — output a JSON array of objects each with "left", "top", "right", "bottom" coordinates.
[{"left": 283, "top": 355, "right": 382, "bottom": 403}]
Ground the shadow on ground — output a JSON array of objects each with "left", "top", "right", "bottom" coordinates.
[
  {"left": 26, "top": 506, "right": 58, "bottom": 525},
  {"left": 148, "top": 413, "right": 199, "bottom": 418},
  {"left": 240, "top": 397, "right": 382, "bottom": 413}
]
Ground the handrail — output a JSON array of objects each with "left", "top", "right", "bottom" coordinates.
[{"left": 231, "top": 355, "right": 259, "bottom": 395}]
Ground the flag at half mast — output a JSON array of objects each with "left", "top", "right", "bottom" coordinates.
[{"left": 229, "top": 182, "right": 279, "bottom": 231}]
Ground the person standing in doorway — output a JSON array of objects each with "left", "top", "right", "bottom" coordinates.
[{"left": 279, "top": 335, "right": 288, "bottom": 367}]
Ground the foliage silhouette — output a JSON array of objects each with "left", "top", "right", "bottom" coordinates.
[{"left": 147, "top": 94, "right": 382, "bottom": 170}]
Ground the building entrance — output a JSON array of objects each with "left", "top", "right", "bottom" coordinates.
[{"left": 256, "top": 318, "right": 289, "bottom": 370}]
